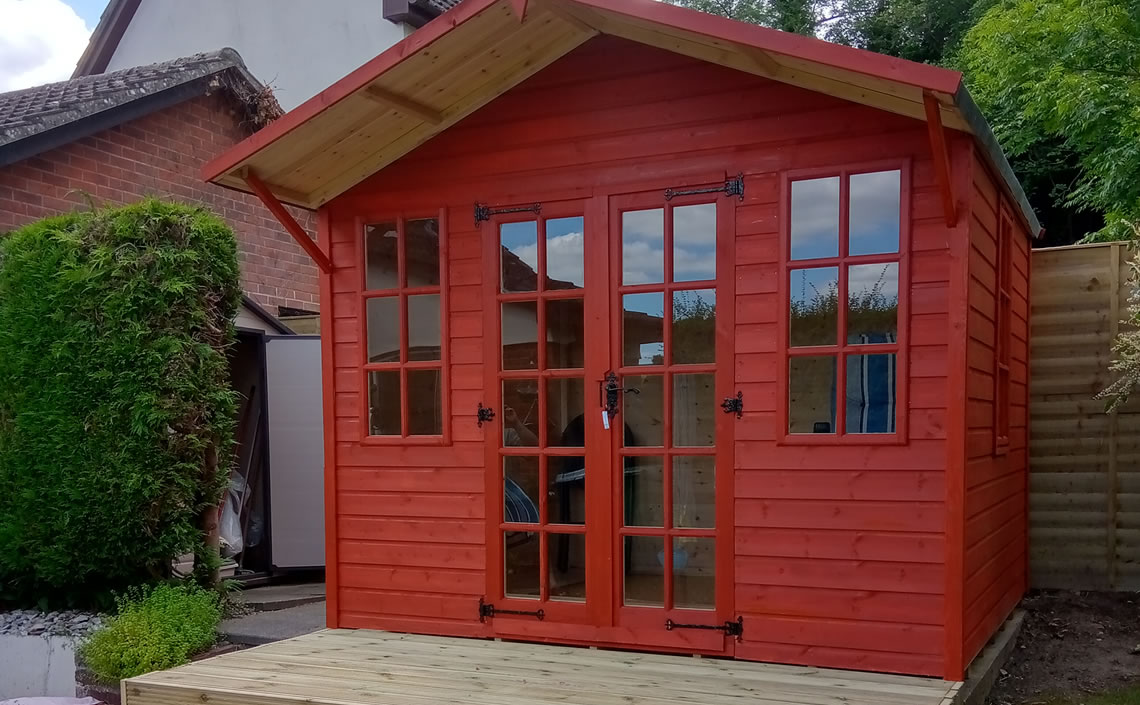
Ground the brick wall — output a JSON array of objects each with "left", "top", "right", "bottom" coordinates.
[{"left": 0, "top": 91, "right": 319, "bottom": 313}]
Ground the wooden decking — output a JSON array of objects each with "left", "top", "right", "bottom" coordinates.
[{"left": 123, "top": 629, "right": 960, "bottom": 705}]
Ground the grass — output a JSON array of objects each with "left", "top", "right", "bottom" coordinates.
[{"left": 1040, "top": 686, "right": 1140, "bottom": 705}]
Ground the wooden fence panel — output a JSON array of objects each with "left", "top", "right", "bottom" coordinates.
[{"left": 1029, "top": 241, "right": 1140, "bottom": 590}]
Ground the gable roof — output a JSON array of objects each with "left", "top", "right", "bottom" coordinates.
[
  {"left": 201, "top": 0, "right": 1040, "bottom": 236},
  {"left": 73, "top": 0, "right": 459, "bottom": 78},
  {"left": 0, "top": 48, "right": 274, "bottom": 169}
]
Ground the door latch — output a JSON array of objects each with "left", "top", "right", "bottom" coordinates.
[
  {"left": 479, "top": 597, "right": 545, "bottom": 622},
  {"left": 665, "top": 616, "right": 744, "bottom": 640},
  {"left": 720, "top": 391, "right": 743, "bottom": 418},
  {"left": 476, "top": 403, "right": 495, "bottom": 427}
]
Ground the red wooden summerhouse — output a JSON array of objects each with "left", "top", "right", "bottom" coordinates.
[{"left": 204, "top": 0, "right": 1039, "bottom": 682}]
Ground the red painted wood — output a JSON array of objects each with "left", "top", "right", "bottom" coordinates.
[
  {"left": 310, "top": 38, "right": 1026, "bottom": 680},
  {"left": 956, "top": 150, "right": 1030, "bottom": 672},
  {"left": 319, "top": 207, "right": 339, "bottom": 629},
  {"left": 244, "top": 170, "right": 332, "bottom": 273}
]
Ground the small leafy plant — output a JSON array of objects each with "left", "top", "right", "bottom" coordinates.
[{"left": 80, "top": 582, "right": 223, "bottom": 683}]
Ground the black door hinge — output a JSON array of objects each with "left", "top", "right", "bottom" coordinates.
[
  {"left": 478, "top": 597, "right": 545, "bottom": 622},
  {"left": 721, "top": 391, "right": 743, "bottom": 418},
  {"left": 664, "top": 173, "right": 744, "bottom": 201},
  {"left": 665, "top": 616, "right": 744, "bottom": 639},
  {"left": 477, "top": 403, "right": 495, "bottom": 427},
  {"left": 475, "top": 202, "right": 542, "bottom": 225}
]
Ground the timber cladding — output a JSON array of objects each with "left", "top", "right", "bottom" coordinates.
[
  {"left": 1029, "top": 241, "right": 1140, "bottom": 590},
  {"left": 308, "top": 35, "right": 1035, "bottom": 680}
]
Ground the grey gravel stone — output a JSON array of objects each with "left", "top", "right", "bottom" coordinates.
[{"left": 0, "top": 608, "right": 105, "bottom": 637}]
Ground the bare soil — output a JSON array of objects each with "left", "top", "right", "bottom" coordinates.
[{"left": 987, "top": 591, "right": 1140, "bottom": 704}]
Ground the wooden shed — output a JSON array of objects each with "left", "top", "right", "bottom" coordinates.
[{"left": 203, "top": 0, "right": 1039, "bottom": 681}]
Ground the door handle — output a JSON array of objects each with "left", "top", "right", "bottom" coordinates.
[{"left": 603, "top": 371, "right": 639, "bottom": 418}]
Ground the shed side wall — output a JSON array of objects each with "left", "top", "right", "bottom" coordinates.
[
  {"left": 960, "top": 151, "right": 1030, "bottom": 668},
  {"left": 324, "top": 36, "right": 953, "bottom": 676}
]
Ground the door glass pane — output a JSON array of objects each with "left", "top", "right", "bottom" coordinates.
[
  {"left": 547, "top": 378, "right": 585, "bottom": 447},
  {"left": 849, "top": 170, "right": 901, "bottom": 256},
  {"left": 364, "top": 222, "right": 398, "bottom": 290},
  {"left": 366, "top": 296, "right": 400, "bottom": 362},
  {"left": 405, "top": 218, "right": 441, "bottom": 286},
  {"left": 845, "top": 354, "right": 898, "bottom": 434},
  {"left": 501, "top": 221, "right": 538, "bottom": 293},
  {"left": 672, "top": 537, "right": 715, "bottom": 610},
  {"left": 548, "top": 533, "right": 586, "bottom": 602},
  {"left": 546, "top": 299, "right": 584, "bottom": 369},
  {"left": 505, "top": 532, "right": 540, "bottom": 599},
  {"left": 367, "top": 371, "right": 400, "bottom": 435},
  {"left": 502, "top": 379, "right": 539, "bottom": 447},
  {"left": 407, "top": 294, "right": 441, "bottom": 361},
  {"left": 673, "top": 203, "right": 716, "bottom": 282},
  {"left": 406, "top": 369, "right": 442, "bottom": 435},
  {"left": 623, "top": 456, "right": 664, "bottom": 527},
  {"left": 623, "top": 374, "right": 664, "bottom": 447},
  {"left": 503, "top": 456, "right": 540, "bottom": 525},
  {"left": 789, "top": 355, "right": 836, "bottom": 434},
  {"left": 622, "top": 209, "right": 664, "bottom": 285},
  {"left": 548, "top": 454, "right": 585, "bottom": 525},
  {"left": 673, "top": 373, "right": 715, "bottom": 447},
  {"left": 623, "top": 535, "right": 664, "bottom": 607},
  {"left": 502, "top": 300, "right": 538, "bottom": 370},
  {"left": 672, "top": 289, "right": 715, "bottom": 364},
  {"left": 623, "top": 293, "right": 664, "bottom": 366},
  {"left": 790, "top": 177, "right": 840, "bottom": 260},
  {"left": 545, "top": 217, "right": 584, "bottom": 289},
  {"left": 847, "top": 262, "right": 899, "bottom": 344},
  {"left": 789, "top": 267, "right": 838, "bottom": 347},
  {"left": 673, "top": 456, "right": 715, "bottom": 528}
]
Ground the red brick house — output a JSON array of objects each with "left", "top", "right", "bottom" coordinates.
[
  {"left": 0, "top": 49, "right": 327, "bottom": 575},
  {"left": 0, "top": 48, "right": 319, "bottom": 316}
]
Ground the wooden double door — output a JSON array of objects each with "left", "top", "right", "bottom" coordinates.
[{"left": 482, "top": 184, "right": 736, "bottom": 654}]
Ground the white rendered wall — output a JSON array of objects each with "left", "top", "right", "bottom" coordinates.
[{"left": 104, "top": 0, "right": 410, "bottom": 110}]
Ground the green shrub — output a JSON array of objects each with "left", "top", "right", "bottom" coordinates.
[
  {"left": 0, "top": 200, "right": 241, "bottom": 607},
  {"left": 81, "top": 582, "right": 223, "bottom": 682}
]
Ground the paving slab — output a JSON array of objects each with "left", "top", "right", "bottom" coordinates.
[
  {"left": 237, "top": 583, "right": 325, "bottom": 612},
  {"left": 219, "top": 601, "right": 326, "bottom": 646}
]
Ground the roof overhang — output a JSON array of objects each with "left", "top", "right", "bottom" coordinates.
[{"left": 202, "top": 0, "right": 1041, "bottom": 237}]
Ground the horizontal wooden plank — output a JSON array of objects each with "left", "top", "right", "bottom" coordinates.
[
  {"left": 736, "top": 556, "right": 944, "bottom": 594},
  {"left": 736, "top": 528, "right": 944, "bottom": 563},
  {"left": 736, "top": 585, "right": 943, "bottom": 625}
]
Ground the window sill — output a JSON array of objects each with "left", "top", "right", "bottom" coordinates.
[
  {"left": 360, "top": 435, "right": 450, "bottom": 447},
  {"left": 778, "top": 433, "right": 907, "bottom": 447}
]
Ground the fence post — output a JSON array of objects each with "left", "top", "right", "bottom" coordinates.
[{"left": 1107, "top": 242, "right": 1121, "bottom": 588}]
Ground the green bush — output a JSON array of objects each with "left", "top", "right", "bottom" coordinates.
[
  {"left": 81, "top": 582, "right": 222, "bottom": 682},
  {"left": 0, "top": 200, "right": 241, "bottom": 607}
]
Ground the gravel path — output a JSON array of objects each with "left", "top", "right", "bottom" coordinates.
[{"left": 0, "top": 609, "right": 104, "bottom": 637}]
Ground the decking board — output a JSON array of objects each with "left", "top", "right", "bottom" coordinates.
[{"left": 123, "top": 630, "right": 960, "bottom": 705}]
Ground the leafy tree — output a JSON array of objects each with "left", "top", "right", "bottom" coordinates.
[
  {"left": 0, "top": 200, "right": 240, "bottom": 607},
  {"left": 956, "top": 0, "right": 1140, "bottom": 242},
  {"left": 666, "top": 0, "right": 995, "bottom": 64},
  {"left": 825, "top": 0, "right": 998, "bottom": 64},
  {"left": 664, "top": 0, "right": 831, "bottom": 33},
  {"left": 1101, "top": 224, "right": 1140, "bottom": 409}
]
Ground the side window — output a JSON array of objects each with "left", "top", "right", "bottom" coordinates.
[
  {"left": 995, "top": 210, "right": 1013, "bottom": 450},
  {"left": 785, "top": 169, "right": 903, "bottom": 438},
  {"left": 363, "top": 216, "right": 445, "bottom": 438}
]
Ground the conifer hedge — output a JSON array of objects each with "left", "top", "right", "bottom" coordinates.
[{"left": 0, "top": 200, "right": 241, "bottom": 606}]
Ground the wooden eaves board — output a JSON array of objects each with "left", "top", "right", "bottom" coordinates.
[{"left": 203, "top": 0, "right": 968, "bottom": 211}]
